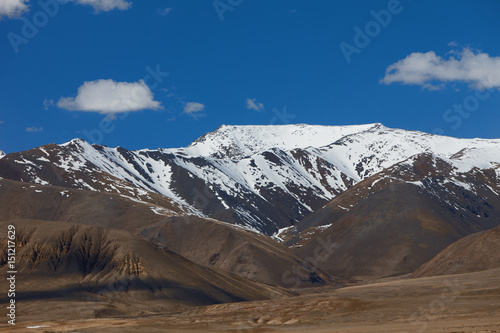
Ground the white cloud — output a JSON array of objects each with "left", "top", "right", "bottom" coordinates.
[
  {"left": 57, "top": 79, "right": 162, "bottom": 114},
  {"left": 246, "top": 98, "right": 264, "bottom": 111},
  {"left": 0, "top": 0, "right": 28, "bottom": 18},
  {"left": 1, "top": 0, "right": 130, "bottom": 18},
  {"left": 183, "top": 102, "right": 205, "bottom": 116},
  {"left": 158, "top": 7, "right": 172, "bottom": 16},
  {"left": 26, "top": 126, "right": 43, "bottom": 133},
  {"left": 381, "top": 48, "right": 500, "bottom": 90},
  {"left": 73, "top": 0, "right": 131, "bottom": 12},
  {"left": 43, "top": 99, "right": 54, "bottom": 110}
]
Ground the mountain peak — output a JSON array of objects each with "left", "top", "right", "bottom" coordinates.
[
  {"left": 62, "top": 138, "right": 89, "bottom": 146},
  {"left": 184, "top": 123, "right": 385, "bottom": 158}
]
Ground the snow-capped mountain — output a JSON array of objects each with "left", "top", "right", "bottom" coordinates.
[
  {"left": 174, "top": 123, "right": 380, "bottom": 158},
  {"left": 0, "top": 150, "right": 4, "bottom": 159},
  {"left": 280, "top": 151, "right": 500, "bottom": 278},
  {"left": 0, "top": 123, "right": 499, "bottom": 234}
]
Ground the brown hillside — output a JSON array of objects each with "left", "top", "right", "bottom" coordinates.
[
  {"left": 141, "top": 216, "right": 333, "bottom": 288},
  {"left": 412, "top": 225, "right": 500, "bottom": 277},
  {"left": 0, "top": 179, "right": 331, "bottom": 287},
  {"left": 286, "top": 155, "right": 500, "bottom": 279},
  {"left": 0, "top": 219, "right": 291, "bottom": 319}
]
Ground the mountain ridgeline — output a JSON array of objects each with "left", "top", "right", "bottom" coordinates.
[
  {"left": 1, "top": 123, "right": 499, "bottom": 235},
  {"left": 1, "top": 123, "right": 499, "bottom": 285}
]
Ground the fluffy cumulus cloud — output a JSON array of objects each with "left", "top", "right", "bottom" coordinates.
[
  {"left": 0, "top": 0, "right": 29, "bottom": 18},
  {"left": 74, "top": 0, "right": 131, "bottom": 12},
  {"left": 183, "top": 102, "right": 205, "bottom": 116},
  {"left": 246, "top": 98, "right": 264, "bottom": 111},
  {"left": 57, "top": 79, "right": 162, "bottom": 114},
  {"left": 381, "top": 48, "right": 500, "bottom": 90}
]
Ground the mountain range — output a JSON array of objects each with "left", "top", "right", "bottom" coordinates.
[
  {"left": 2, "top": 123, "right": 499, "bottom": 235},
  {"left": 0, "top": 123, "right": 499, "bottom": 329}
]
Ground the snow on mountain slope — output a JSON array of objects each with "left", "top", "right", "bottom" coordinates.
[
  {"left": 1, "top": 123, "right": 499, "bottom": 234},
  {"left": 171, "top": 123, "right": 381, "bottom": 158},
  {"left": 282, "top": 151, "right": 500, "bottom": 278},
  {"left": 314, "top": 124, "right": 500, "bottom": 181},
  {"left": 0, "top": 141, "right": 200, "bottom": 217},
  {"left": 0, "top": 150, "right": 4, "bottom": 159},
  {"left": 448, "top": 147, "right": 500, "bottom": 172}
]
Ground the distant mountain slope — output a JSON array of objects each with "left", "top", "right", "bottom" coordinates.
[
  {"left": 284, "top": 153, "right": 500, "bottom": 279},
  {"left": 0, "top": 178, "right": 330, "bottom": 287},
  {"left": 412, "top": 225, "right": 500, "bottom": 278},
  {"left": 0, "top": 178, "right": 180, "bottom": 233},
  {"left": 0, "top": 124, "right": 499, "bottom": 234},
  {"left": 0, "top": 219, "right": 290, "bottom": 317},
  {"left": 141, "top": 216, "right": 332, "bottom": 288}
]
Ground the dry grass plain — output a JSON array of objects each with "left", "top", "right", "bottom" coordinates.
[{"left": 2, "top": 268, "right": 499, "bottom": 333}]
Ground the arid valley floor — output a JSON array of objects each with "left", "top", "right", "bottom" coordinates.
[{"left": 2, "top": 268, "right": 499, "bottom": 333}]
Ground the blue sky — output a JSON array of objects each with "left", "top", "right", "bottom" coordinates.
[{"left": 1, "top": 0, "right": 499, "bottom": 153}]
